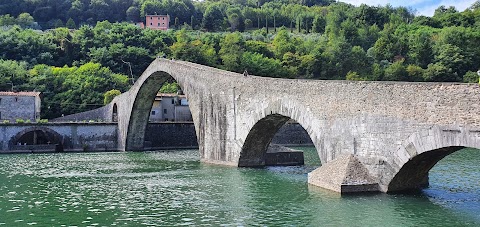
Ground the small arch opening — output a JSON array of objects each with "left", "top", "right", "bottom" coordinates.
[
  {"left": 239, "top": 114, "right": 316, "bottom": 168},
  {"left": 112, "top": 104, "right": 118, "bottom": 122},
  {"left": 387, "top": 146, "right": 480, "bottom": 193}
]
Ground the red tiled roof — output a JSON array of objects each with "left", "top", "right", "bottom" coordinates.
[{"left": 0, "top": 91, "right": 41, "bottom": 97}]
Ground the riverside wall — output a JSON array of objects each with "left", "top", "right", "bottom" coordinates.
[{"left": 0, "top": 122, "right": 312, "bottom": 153}]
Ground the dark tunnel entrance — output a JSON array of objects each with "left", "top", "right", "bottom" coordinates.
[{"left": 11, "top": 128, "right": 63, "bottom": 152}]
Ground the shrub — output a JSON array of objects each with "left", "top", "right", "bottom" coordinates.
[{"left": 37, "top": 119, "right": 48, "bottom": 124}]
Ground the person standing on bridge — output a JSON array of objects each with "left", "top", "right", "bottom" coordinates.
[{"left": 243, "top": 69, "right": 248, "bottom": 77}]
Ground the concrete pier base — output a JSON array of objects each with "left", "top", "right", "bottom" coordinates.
[{"left": 308, "top": 154, "right": 379, "bottom": 193}]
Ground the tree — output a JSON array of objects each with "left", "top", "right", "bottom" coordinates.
[
  {"left": 126, "top": 6, "right": 141, "bottom": 22},
  {"left": 408, "top": 31, "right": 433, "bottom": 68},
  {"left": 59, "top": 62, "right": 129, "bottom": 115},
  {"left": 271, "top": 29, "right": 295, "bottom": 58},
  {"left": 406, "top": 65, "right": 424, "bottom": 82},
  {"left": 433, "top": 44, "right": 468, "bottom": 80},
  {"left": 312, "top": 15, "right": 326, "bottom": 33},
  {"left": 54, "top": 19, "right": 64, "bottom": 28},
  {"left": 383, "top": 60, "right": 407, "bottom": 81},
  {"left": 423, "top": 63, "right": 451, "bottom": 82},
  {"left": 241, "top": 52, "right": 288, "bottom": 77},
  {"left": 0, "top": 60, "right": 29, "bottom": 91},
  {"left": 66, "top": 18, "right": 76, "bottom": 29},
  {"left": 202, "top": 4, "right": 224, "bottom": 31},
  {"left": 219, "top": 32, "right": 245, "bottom": 72},
  {"left": 170, "top": 29, "right": 217, "bottom": 66},
  {"left": 0, "top": 14, "right": 16, "bottom": 27},
  {"left": 104, "top": 89, "right": 121, "bottom": 104},
  {"left": 16, "top": 13, "right": 35, "bottom": 28},
  {"left": 227, "top": 7, "right": 245, "bottom": 32},
  {"left": 346, "top": 71, "right": 366, "bottom": 81},
  {"left": 159, "top": 82, "right": 179, "bottom": 93},
  {"left": 463, "top": 71, "right": 479, "bottom": 83}
]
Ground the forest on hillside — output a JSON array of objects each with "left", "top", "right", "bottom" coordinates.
[{"left": 0, "top": 0, "right": 479, "bottom": 119}]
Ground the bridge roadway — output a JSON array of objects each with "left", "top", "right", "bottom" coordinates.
[{"left": 82, "top": 59, "right": 480, "bottom": 193}]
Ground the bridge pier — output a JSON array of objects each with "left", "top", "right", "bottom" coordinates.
[{"left": 308, "top": 154, "right": 379, "bottom": 193}]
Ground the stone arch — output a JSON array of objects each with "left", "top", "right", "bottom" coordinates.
[
  {"left": 124, "top": 70, "right": 198, "bottom": 151},
  {"left": 238, "top": 99, "right": 321, "bottom": 167},
  {"left": 9, "top": 127, "right": 63, "bottom": 149},
  {"left": 384, "top": 127, "right": 480, "bottom": 193}
]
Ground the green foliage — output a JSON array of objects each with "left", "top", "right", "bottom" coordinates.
[
  {"left": 423, "top": 63, "right": 451, "bottom": 82},
  {"left": 272, "top": 29, "right": 296, "bottom": 58},
  {"left": 66, "top": 18, "right": 76, "bottom": 29},
  {"left": 346, "top": 71, "right": 366, "bottom": 81},
  {"left": 202, "top": 4, "right": 224, "bottom": 31},
  {"left": 0, "top": 1, "right": 479, "bottom": 119},
  {"left": 159, "top": 82, "right": 179, "bottom": 93},
  {"left": 406, "top": 65, "right": 424, "bottom": 82},
  {"left": 37, "top": 119, "right": 49, "bottom": 124},
  {"left": 104, "top": 89, "right": 121, "bottom": 105},
  {"left": 16, "top": 119, "right": 25, "bottom": 124},
  {"left": 384, "top": 60, "right": 407, "bottom": 81},
  {"left": 241, "top": 51, "right": 289, "bottom": 78},
  {"left": 219, "top": 32, "right": 245, "bottom": 72},
  {"left": 463, "top": 71, "right": 479, "bottom": 83},
  {"left": 170, "top": 30, "right": 217, "bottom": 66}
]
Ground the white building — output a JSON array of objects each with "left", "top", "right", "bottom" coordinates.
[{"left": 150, "top": 93, "right": 192, "bottom": 122}]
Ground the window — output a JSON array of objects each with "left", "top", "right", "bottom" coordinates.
[
  {"left": 163, "top": 109, "right": 167, "bottom": 114},
  {"left": 15, "top": 97, "right": 18, "bottom": 102},
  {"left": 150, "top": 17, "right": 153, "bottom": 20},
  {"left": 171, "top": 99, "right": 174, "bottom": 104},
  {"left": 151, "top": 111, "right": 156, "bottom": 115},
  {"left": 162, "top": 17, "right": 165, "bottom": 20},
  {"left": 150, "top": 23, "right": 153, "bottom": 25},
  {"left": 158, "top": 23, "right": 160, "bottom": 26},
  {"left": 0, "top": 111, "right": 1, "bottom": 120},
  {"left": 0, "top": 98, "right": 2, "bottom": 104}
]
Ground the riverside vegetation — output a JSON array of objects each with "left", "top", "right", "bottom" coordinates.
[{"left": 0, "top": 0, "right": 480, "bottom": 119}]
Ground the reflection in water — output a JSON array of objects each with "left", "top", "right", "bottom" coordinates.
[{"left": 0, "top": 148, "right": 478, "bottom": 225}]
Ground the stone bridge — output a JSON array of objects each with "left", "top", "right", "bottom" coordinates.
[{"left": 99, "top": 59, "right": 480, "bottom": 193}]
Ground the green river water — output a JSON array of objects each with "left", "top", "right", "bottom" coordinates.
[{"left": 0, "top": 147, "right": 479, "bottom": 226}]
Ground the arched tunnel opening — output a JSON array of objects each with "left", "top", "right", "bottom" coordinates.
[
  {"left": 16, "top": 130, "right": 57, "bottom": 145},
  {"left": 388, "top": 147, "right": 480, "bottom": 194},
  {"left": 11, "top": 128, "right": 64, "bottom": 152},
  {"left": 238, "top": 114, "right": 318, "bottom": 168}
]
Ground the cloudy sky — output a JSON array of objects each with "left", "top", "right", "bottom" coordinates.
[{"left": 338, "top": 0, "right": 477, "bottom": 16}]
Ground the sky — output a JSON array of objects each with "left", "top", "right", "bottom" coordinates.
[{"left": 338, "top": 0, "right": 477, "bottom": 16}]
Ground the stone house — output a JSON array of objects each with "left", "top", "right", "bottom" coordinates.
[
  {"left": 150, "top": 93, "right": 192, "bottom": 122},
  {"left": 0, "top": 92, "right": 41, "bottom": 122}
]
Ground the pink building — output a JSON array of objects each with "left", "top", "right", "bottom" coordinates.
[{"left": 146, "top": 15, "right": 170, "bottom": 30}]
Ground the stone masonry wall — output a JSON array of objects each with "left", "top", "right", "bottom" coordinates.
[
  {"left": 0, "top": 123, "right": 117, "bottom": 152},
  {"left": 0, "top": 95, "right": 37, "bottom": 122}
]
